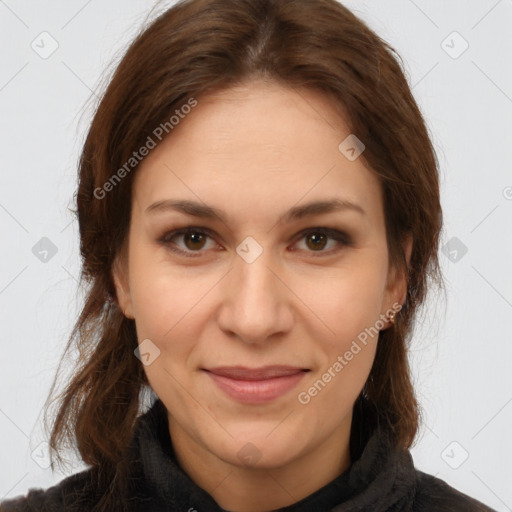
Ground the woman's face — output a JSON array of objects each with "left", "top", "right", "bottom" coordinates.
[{"left": 114, "top": 80, "right": 409, "bottom": 471}]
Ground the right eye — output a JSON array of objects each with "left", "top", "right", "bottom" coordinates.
[{"left": 159, "top": 227, "right": 221, "bottom": 257}]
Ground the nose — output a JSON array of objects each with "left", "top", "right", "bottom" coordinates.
[{"left": 216, "top": 245, "right": 294, "bottom": 345}]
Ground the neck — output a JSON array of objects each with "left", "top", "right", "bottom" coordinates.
[{"left": 168, "top": 418, "right": 353, "bottom": 512}]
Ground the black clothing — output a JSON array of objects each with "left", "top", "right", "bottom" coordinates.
[{"left": 1, "top": 398, "right": 495, "bottom": 511}]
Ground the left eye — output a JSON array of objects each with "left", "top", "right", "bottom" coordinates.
[
  {"left": 293, "top": 228, "right": 349, "bottom": 253},
  {"left": 159, "top": 227, "right": 351, "bottom": 257},
  {"left": 163, "top": 229, "right": 218, "bottom": 254}
]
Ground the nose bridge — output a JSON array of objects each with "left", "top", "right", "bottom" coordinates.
[
  {"left": 218, "top": 237, "right": 292, "bottom": 343},
  {"left": 236, "top": 245, "right": 276, "bottom": 303}
]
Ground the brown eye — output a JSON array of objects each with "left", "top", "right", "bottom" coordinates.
[
  {"left": 183, "top": 232, "right": 207, "bottom": 251},
  {"left": 293, "top": 228, "right": 351, "bottom": 256},
  {"left": 305, "top": 232, "right": 328, "bottom": 251},
  {"left": 160, "top": 227, "right": 218, "bottom": 257},
  {"left": 160, "top": 226, "right": 351, "bottom": 258}
]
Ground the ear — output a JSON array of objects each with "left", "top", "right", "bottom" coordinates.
[
  {"left": 112, "top": 249, "right": 135, "bottom": 320},
  {"left": 382, "top": 233, "right": 413, "bottom": 319}
]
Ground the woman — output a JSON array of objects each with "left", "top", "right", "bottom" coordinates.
[{"left": 0, "top": 0, "right": 496, "bottom": 510}]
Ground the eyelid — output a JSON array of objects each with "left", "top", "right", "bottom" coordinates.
[
  {"left": 158, "top": 226, "right": 221, "bottom": 257},
  {"left": 158, "top": 225, "right": 352, "bottom": 257}
]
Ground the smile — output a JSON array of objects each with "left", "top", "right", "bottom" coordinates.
[{"left": 202, "top": 366, "right": 310, "bottom": 404}]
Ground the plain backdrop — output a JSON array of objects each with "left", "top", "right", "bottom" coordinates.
[{"left": 1, "top": 0, "right": 511, "bottom": 509}]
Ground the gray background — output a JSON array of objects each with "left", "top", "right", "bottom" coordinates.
[{"left": 1, "top": 0, "right": 511, "bottom": 509}]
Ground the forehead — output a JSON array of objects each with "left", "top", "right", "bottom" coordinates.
[{"left": 132, "top": 80, "right": 382, "bottom": 228}]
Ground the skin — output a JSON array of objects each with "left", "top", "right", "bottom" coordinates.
[{"left": 113, "top": 79, "right": 412, "bottom": 512}]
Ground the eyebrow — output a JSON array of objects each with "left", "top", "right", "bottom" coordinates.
[{"left": 145, "top": 198, "right": 366, "bottom": 223}]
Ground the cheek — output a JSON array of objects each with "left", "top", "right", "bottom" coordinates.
[
  {"left": 129, "top": 267, "right": 203, "bottom": 407},
  {"left": 127, "top": 243, "right": 206, "bottom": 337},
  {"left": 297, "top": 321, "right": 379, "bottom": 416},
  {"left": 292, "top": 260, "right": 386, "bottom": 342},
  {"left": 127, "top": 247, "right": 221, "bottom": 379},
  {"left": 292, "top": 263, "right": 384, "bottom": 406}
]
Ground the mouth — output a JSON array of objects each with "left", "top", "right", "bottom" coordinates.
[{"left": 202, "top": 366, "right": 310, "bottom": 404}]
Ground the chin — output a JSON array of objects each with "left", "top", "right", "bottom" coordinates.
[{"left": 211, "top": 430, "right": 307, "bottom": 470}]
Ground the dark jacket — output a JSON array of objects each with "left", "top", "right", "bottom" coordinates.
[{"left": 0, "top": 398, "right": 496, "bottom": 511}]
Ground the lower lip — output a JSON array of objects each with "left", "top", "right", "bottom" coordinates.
[{"left": 204, "top": 370, "right": 307, "bottom": 404}]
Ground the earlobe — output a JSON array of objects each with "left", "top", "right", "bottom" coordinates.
[
  {"left": 382, "top": 234, "right": 413, "bottom": 327},
  {"left": 112, "top": 255, "right": 135, "bottom": 320},
  {"left": 399, "top": 233, "right": 413, "bottom": 305}
]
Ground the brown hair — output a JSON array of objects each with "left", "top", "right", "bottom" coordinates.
[{"left": 43, "top": 0, "right": 444, "bottom": 507}]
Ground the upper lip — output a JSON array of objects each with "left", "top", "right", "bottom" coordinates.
[{"left": 203, "top": 365, "right": 309, "bottom": 380}]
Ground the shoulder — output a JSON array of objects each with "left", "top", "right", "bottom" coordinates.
[
  {"left": 413, "top": 470, "right": 496, "bottom": 511},
  {"left": 0, "top": 469, "right": 96, "bottom": 512}
]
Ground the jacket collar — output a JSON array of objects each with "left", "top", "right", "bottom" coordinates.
[{"left": 131, "top": 397, "right": 416, "bottom": 511}]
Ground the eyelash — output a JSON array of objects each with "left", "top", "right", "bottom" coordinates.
[{"left": 158, "top": 226, "right": 352, "bottom": 258}]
